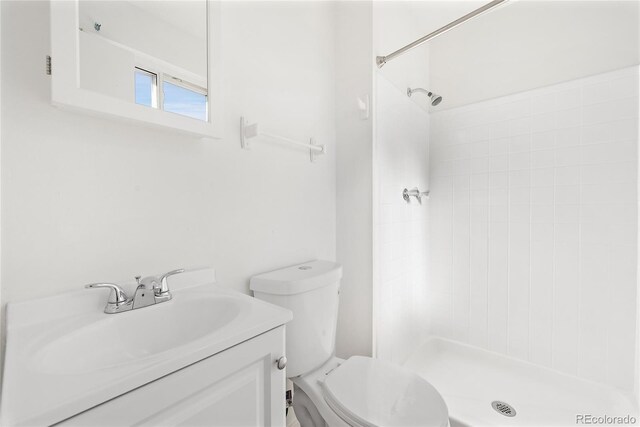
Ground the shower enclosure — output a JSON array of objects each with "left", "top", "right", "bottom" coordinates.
[{"left": 337, "top": 0, "right": 640, "bottom": 425}]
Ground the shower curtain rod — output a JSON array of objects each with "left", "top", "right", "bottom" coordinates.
[{"left": 376, "top": 0, "right": 508, "bottom": 68}]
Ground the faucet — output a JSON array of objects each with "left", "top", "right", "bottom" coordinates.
[{"left": 85, "top": 268, "right": 185, "bottom": 314}]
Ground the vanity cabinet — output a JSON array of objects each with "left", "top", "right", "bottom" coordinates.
[{"left": 58, "top": 326, "right": 286, "bottom": 426}]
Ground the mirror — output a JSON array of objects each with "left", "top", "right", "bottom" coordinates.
[{"left": 77, "top": 1, "right": 208, "bottom": 121}]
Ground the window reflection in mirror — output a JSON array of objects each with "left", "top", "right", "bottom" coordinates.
[{"left": 78, "top": 1, "right": 208, "bottom": 121}]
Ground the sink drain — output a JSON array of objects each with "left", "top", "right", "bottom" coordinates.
[{"left": 491, "top": 401, "right": 516, "bottom": 417}]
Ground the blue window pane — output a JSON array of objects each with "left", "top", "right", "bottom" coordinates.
[
  {"left": 135, "top": 69, "right": 155, "bottom": 107},
  {"left": 163, "top": 81, "right": 207, "bottom": 121}
]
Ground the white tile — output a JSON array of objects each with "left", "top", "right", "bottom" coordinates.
[
  {"left": 531, "top": 112, "right": 556, "bottom": 133},
  {"left": 489, "top": 204, "right": 509, "bottom": 223},
  {"left": 582, "top": 97, "right": 638, "bottom": 125},
  {"left": 529, "top": 224, "right": 554, "bottom": 367},
  {"left": 509, "top": 152, "right": 531, "bottom": 170},
  {"left": 504, "top": 99, "right": 531, "bottom": 120},
  {"left": 471, "top": 188, "right": 489, "bottom": 206},
  {"left": 580, "top": 202, "right": 637, "bottom": 224},
  {"left": 507, "top": 222, "right": 530, "bottom": 359},
  {"left": 581, "top": 140, "right": 636, "bottom": 165},
  {"left": 489, "top": 137, "right": 509, "bottom": 155},
  {"left": 490, "top": 187, "right": 509, "bottom": 206},
  {"left": 509, "top": 134, "right": 531, "bottom": 153},
  {"left": 472, "top": 141, "right": 490, "bottom": 157},
  {"left": 490, "top": 121, "right": 510, "bottom": 139},
  {"left": 555, "top": 165, "right": 580, "bottom": 186},
  {"left": 581, "top": 182, "right": 636, "bottom": 204},
  {"left": 488, "top": 221, "right": 509, "bottom": 353},
  {"left": 555, "top": 127, "right": 581, "bottom": 148},
  {"left": 532, "top": 150, "right": 555, "bottom": 169},
  {"left": 510, "top": 203, "right": 531, "bottom": 223},
  {"left": 489, "top": 154, "right": 508, "bottom": 172},
  {"left": 531, "top": 92, "right": 556, "bottom": 115},
  {"left": 606, "top": 244, "right": 638, "bottom": 389},
  {"left": 552, "top": 223, "right": 580, "bottom": 375},
  {"left": 614, "top": 118, "right": 639, "bottom": 141},
  {"left": 489, "top": 171, "right": 508, "bottom": 189},
  {"left": 555, "top": 185, "right": 580, "bottom": 205},
  {"left": 471, "top": 157, "right": 490, "bottom": 174},
  {"left": 452, "top": 158, "right": 471, "bottom": 175},
  {"left": 531, "top": 186, "right": 555, "bottom": 205},
  {"left": 509, "top": 117, "right": 532, "bottom": 136},
  {"left": 555, "top": 107, "right": 581, "bottom": 129},
  {"left": 608, "top": 75, "right": 639, "bottom": 101},
  {"left": 577, "top": 243, "right": 609, "bottom": 384},
  {"left": 581, "top": 161, "right": 635, "bottom": 185},
  {"left": 532, "top": 131, "right": 556, "bottom": 150},
  {"left": 509, "top": 169, "right": 531, "bottom": 188},
  {"left": 556, "top": 88, "right": 582, "bottom": 111},
  {"left": 581, "top": 121, "right": 617, "bottom": 145},
  {"left": 509, "top": 186, "right": 531, "bottom": 205},
  {"left": 554, "top": 204, "right": 579, "bottom": 224},
  {"left": 531, "top": 167, "right": 555, "bottom": 187},
  {"left": 555, "top": 146, "right": 580, "bottom": 167},
  {"left": 427, "top": 68, "right": 638, "bottom": 388},
  {"left": 531, "top": 204, "right": 554, "bottom": 223},
  {"left": 469, "top": 172, "right": 489, "bottom": 190}
]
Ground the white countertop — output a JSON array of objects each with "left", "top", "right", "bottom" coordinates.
[{"left": 0, "top": 268, "right": 292, "bottom": 426}]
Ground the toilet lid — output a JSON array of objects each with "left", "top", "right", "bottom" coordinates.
[{"left": 322, "top": 356, "right": 448, "bottom": 427}]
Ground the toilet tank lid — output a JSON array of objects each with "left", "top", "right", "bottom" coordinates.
[{"left": 250, "top": 260, "right": 342, "bottom": 295}]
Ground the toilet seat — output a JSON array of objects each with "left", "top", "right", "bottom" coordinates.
[{"left": 321, "top": 356, "right": 449, "bottom": 427}]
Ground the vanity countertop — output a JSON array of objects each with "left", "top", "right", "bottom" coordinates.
[{"left": 0, "top": 268, "right": 292, "bottom": 426}]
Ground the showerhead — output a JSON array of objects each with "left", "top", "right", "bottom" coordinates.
[{"left": 407, "top": 87, "right": 443, "bottom": 106}]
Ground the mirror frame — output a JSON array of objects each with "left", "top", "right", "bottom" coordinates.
[{"left": 50, "top": 0, "right": 221, "bottom": 138}]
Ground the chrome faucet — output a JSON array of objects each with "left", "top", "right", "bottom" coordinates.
[{"left": 85, "top": 268, "right": 185, "bottom": 314}]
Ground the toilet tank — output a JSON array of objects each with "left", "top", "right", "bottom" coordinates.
[{"left": 250, "top": 260, "right": 342, "bottom": 377}]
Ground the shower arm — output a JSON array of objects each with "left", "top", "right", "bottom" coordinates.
[
  {"left": 376, "top": 0, "right": 508, "bottom": 68},
  {"left": 407, "top": 88, "right": 431, "bottom": 97}
]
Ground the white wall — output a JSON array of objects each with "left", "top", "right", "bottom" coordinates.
[
  {"left": 334, "top": 1, "right": 374, "bottom": 358},
  {"left": 371, "top": 2, "right": 432, "bottom": 364},
  {"left": 429, "top": 66, "right": 639, "bottom": 390},
  {"left": 429, "top": 0, "right": 640, "bottom": 109},
  {"left": 374, "top": 74, "right": 430, "bottom": 365},
  {"left": 1, "top": 0, "right": 336, "bottom": 353}
]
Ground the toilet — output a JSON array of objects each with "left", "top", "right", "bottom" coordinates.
[{"left": 250, "top": 260, "right": 449, "bottom": 427}]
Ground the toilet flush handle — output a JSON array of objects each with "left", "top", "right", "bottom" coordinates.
[{"left": 276, "top": 356, "right": 287, "bottom": 370}]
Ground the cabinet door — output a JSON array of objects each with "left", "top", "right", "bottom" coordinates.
[{"left": 57, "top": 327, "right": 286, "bottom": 426}]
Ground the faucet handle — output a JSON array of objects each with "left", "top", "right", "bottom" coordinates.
[
  {"left": 157, "top": 268, "right": 185, "bottom": 296},
  {"left": 85, "top": 283, "right": 129, "bottom": 305}
]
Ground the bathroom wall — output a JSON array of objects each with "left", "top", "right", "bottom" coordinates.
[
  {"left": 374, "top": 74, "right": 430, "bottom": 365},
  {"left": 334, "top": 1, "right": 434, "bottom": 360},
  {"left": 429, "top": 0, "right": 640, "bottom": 109},
  {"left": 371, "top": 2, "right": 431, "bottom": 364},
  {"left": 334, "top": 1, "right": 374, "bottom": 359},
  {"left": 428, "top": 66, "right": 639, "bottom": 390},
  {"left": 1, "top": 0, "right": 337, "bottom": 349}
]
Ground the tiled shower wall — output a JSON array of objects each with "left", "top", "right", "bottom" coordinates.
[
  {"left": 375, "top": 75, "right": 430, "bottom": 365},
  {"left": 428, "top": 67, "right": 639, "bottom": 390}
]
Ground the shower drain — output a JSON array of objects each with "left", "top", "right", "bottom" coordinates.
[{"left": 491, "top": 401, "right": 516, "bottom": 417}]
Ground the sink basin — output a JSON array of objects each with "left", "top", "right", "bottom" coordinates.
[{"left": 33, "top": 294, "right": 244, "bottom": 375}]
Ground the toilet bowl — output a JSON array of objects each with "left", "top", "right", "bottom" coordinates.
[{"left": 250, "top": 260, "right": 449, "bottom": 427}]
